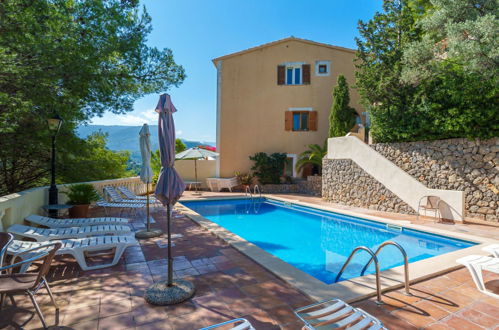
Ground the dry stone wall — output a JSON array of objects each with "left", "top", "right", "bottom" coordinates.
[
  {"left": 322, "top": 138, "right": 498, "bottom": 222},
  {"left": 322, "top": 159, "right": 416, "bottom": 214},
  {"left": 371, "top": 138, "right": 498, "bottom": 222}
]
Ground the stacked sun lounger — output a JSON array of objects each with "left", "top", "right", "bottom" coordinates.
[
  {"left": 3, "top": 214, "right": 138, "bottom": 272},
  {"left": 457, "top": 244, "right": 499, "bottom": 299}
]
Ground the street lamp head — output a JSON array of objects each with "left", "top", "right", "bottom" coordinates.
[{"left": 47, "top": 114, "right": 63, "bottom": 134}]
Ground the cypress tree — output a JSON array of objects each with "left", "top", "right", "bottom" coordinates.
[{"left": 329, "top": 75, "right": 356, "bottom": 137}]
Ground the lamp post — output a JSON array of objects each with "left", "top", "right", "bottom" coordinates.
[{"left": 47, "top": 114, "right": 62, "bottom": 217}]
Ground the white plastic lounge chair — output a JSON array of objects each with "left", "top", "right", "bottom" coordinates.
[
  {"left": 200, "top": 318, "right": 254, "bottom": 330},
  {"left": 457, "top": 255, "right": 499, "bottom": 299},
  {"left": 8, "top": 235, "right": 138, "bottom": 271},
  {"left": 294, "top": 298, "right": 387, "bottom": 330},
  {"left": 483, "top": 244, "right": 499, "bottom": 258},
  {"left": 103, "top": 186, "right": 147, "bottom": 204},
  {"left": 8, "top": 224, "right": 132, "bottom": 242},
  {"left": 95, "top": 199, "right": 145, "bottom": 217},
  {"left": 25, "top": 214, "right": 129, "bottom": 228},
  {"left": 206, "top": 177, "right": 239, "bottom": 192},
  {"left": 118, "top": 186, "right": 159, "bottom": 204}
]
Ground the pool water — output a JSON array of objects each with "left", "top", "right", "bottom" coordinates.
[{"left": 182, "top": 198, "right": 475, "bottom": 284}]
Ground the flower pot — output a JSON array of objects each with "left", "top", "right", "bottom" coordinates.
[{"left": 69, "top": 204, "right": 90, "bottom": 218}]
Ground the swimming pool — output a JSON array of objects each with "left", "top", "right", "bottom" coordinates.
[{"left": 182, "top": 198, "right": 476, "bottom": 284}]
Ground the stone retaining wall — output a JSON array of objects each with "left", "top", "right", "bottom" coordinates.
[
  {"left": 260, "top": 175, "right": 322, "bottom": 196},
  {"left": 322, "top": 138, "right": 498, "bottom": 222},
  {"left": 322, "top": 159, "right": 416, "bottom": 214}
]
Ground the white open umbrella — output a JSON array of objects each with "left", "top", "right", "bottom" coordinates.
[{"left": 175, "top": 147, "right": 219, "bottom": 193}]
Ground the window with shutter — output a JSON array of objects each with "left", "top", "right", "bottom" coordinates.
[
  {"left": 284, "top": 111, "right": 293, "bottom": 131},
  {"left": 308, "top": 111, "right": 317, "bottom": 131},
  {"left": 302, "top": 64, "right": 311, "bottom": 84},
  {"left": 277, "top": 65, "right": 285, "bottom": 85}
]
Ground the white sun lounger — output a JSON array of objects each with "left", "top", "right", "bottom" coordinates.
[
  {"left": 118, "top": 186, "right": 159, "bottom": 204},
  {"left": 200, "top": 318, "right": 254, "bottom": 330},
  {"left": 8, "top": 235, "right": 138, "bottom": 271},
  {"left": 457, "top": 255, "right": 499, "bottom": 299},
  {"left": 294, "top": 298, "right": 387, "bottom": 329},
  {"left": 483, "top": 244, "right": 499, "bottom": 258},
  {"left": 26, "top": 214, "right": 129, "bottom": 228},
  {"left": 8, "top": 224, "right": 132, "bottom": 242},
  {"left": 103, "top": 186, "right": 147, "bottom": 204}
]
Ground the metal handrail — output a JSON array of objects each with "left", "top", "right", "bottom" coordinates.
[
  {"left": 335, "top": 246, "right": 383, "bottom": 305},
  {"left": 360, "top": 241, "right": 411, "bottom": 296},
  {"left": 253, "top": 185, "right": 261, "bottom": 199},
  {"left": 245, "top": 186, "right": 252, "bottom": 199}
]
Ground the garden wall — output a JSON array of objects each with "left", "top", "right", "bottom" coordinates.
[
  {"left": 323, "top": 137, "right": 498, "bottom": 222},
  {"left": 260, "top": 175, "right": 322, "bottom": 196}
]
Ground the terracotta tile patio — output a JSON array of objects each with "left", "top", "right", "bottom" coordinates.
[{"left": 1, "top": 193, "right": 498, "bottom": 329}]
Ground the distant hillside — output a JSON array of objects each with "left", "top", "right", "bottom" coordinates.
[{"left": 77, "top": 125, "right": 215, "bottom": 162}]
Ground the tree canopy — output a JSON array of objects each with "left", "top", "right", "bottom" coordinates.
[
  {"left": 355, "top": 0, "right": 498, "bottom": 143},
  {"left": 0, "top": 0, "right": 185, "bottom": 194}
]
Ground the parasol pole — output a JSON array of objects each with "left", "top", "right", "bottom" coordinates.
[
  {"left": 167, "top": 203, "right": 173, "bottom": 286},
  {"left": 146, "top": 182, "right": 150, "bottom": 231}
]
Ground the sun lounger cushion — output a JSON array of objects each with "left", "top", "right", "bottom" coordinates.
[
  {"left": 8, "top": 224, "right": 132, "bottom": 241},
  {"left": 25, "top": 214, "right": 129, "bottom": 228}
]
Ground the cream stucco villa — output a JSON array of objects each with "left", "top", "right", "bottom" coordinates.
[{"left": 213, "top": 37, "right": 364, "bottom": 178}]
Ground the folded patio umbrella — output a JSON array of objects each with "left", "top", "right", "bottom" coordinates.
[
  {"left": 145, "top": 93, "right": 193, "bottom": 306},
  {"left": 135, "top": 123, "right": 161, "bottom": 238}
]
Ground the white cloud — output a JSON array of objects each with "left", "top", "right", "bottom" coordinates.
[
  {"left": 176, "top": 130, "right": 183, "bottom": 136},
  {"left": 91, "top": 109, "right": 158, "bottom": 126}
]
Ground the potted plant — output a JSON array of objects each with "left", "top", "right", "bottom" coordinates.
[
  {"left": 64, "top": 184, "right": 100, "bottom": 218},
  {"left": 235, "top": 172, "right": 255, "bottom": 190}
]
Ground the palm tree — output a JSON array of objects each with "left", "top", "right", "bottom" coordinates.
[{"left": 295, "top": 140, "right": 327, "bottom": 175}]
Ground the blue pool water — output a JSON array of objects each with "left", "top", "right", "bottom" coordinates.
[{"left": 182, "top": 198, "right": 476, "bottom": 284}]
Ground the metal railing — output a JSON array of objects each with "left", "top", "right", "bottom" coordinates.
[
  {"left": 360, "top": 241, "right": 411, "bottom": 296},
  {"left": 244, "top": 186, "right": 253, "bottom": 199},
  {"left": 253, "top": 185, "right": 261, "bottom": 199},
  {"left": 335, "top": 246, "right": 383, "bottom": 305}
]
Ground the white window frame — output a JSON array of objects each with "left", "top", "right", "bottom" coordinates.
[
  {"left": 315, "top": 60, "right": 331, "bottom": 76},
  {"left": 283, "top": 62, "right": 305, "bottom": 85},
  {"left": 286, "top": 154, "right": 298, "bottom": 178}
]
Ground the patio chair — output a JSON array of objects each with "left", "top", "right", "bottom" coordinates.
[
  {"left": 200, "top": 318, "right": 254, "bottom": 330},
  {"left": 0, "top": 241, "right": 61, "bottom": 329},
  {"left": 117, "top": 186, "right": 159, "bottom": 204},
  {"left": 457, "top": 255, "right": 499, "bottom": 299},
  {"left": 25, "top": 214, "right": 129, "bottom": 228},
  {"left": 483, "top": 244, "right": 499, "bottom": 258},
  {"left": 7, "top": 235, "right": 138, "bottom": 271},
  {"left": 0, "top": 232, "right": 13, "bottom": 268},
  {"left": 8, "top": 224, "right": 132, "bottom": 242},
  {"left": 417, "top": 195, "right": 442, "bottom": 222},
  {"left": 294, "top": 298, "right": 387, "bottom": 329}
]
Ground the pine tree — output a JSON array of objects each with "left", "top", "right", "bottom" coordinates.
[{"left": 329, "top": 75, "right": 356, "bottom": 137}]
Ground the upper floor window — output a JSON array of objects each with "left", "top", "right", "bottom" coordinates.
[
  {"left": 315, "top": 60, "right": 331, "bottom": 76},
  {"left": 286, "top": 65, "right": 301, "bottom": 85},
  {"left": 277, "top": 64, "right": 310, "bottom": 85}
]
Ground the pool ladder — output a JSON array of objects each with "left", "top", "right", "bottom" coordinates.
[
  {"left": 335, "top": 241, "right": 411, "bottom": 305},
  {"left": 245, "top": 185, "right": 261, "bottom": 200}
]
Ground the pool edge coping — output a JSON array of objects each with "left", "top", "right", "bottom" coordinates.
[{"left": 177, "top": 195, "right": 497, "bottom": 303}]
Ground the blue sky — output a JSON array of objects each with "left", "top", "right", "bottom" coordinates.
[{"left": 90, "top": 0, "right": 382, "bottom": 142}]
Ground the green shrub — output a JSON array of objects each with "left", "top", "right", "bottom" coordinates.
[
  {"left": 329, "top": 75, "right": 357, "bottom": 137},
  {"left": 249, "top": 152, "right": 287, "bottom": 184},
  {"left": 64, "top": 184, "right": 100, "bottom": 205},
  {"left": 234, "top": 172, "right": 255, "bottom": 186}
]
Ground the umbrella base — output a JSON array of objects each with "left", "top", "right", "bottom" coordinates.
[
  {"left": 135, "top": 229, "right": 163, "bottom": 239},
  {"left": 144, "top": 280, "right": 195, "bottom": 305}
]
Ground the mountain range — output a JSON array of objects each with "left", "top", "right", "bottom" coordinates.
[{"left": 77, "top": 125, "right": 215, "bottom": 161}]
